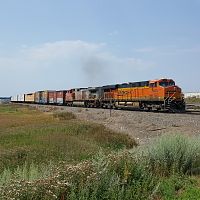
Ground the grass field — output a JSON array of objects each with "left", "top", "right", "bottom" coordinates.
[
  {"left": 0, "top": 104, "right": 135, "bottom": 172},
  {"left": 0, "top": 104, "right": 200, "bottom": 199}
]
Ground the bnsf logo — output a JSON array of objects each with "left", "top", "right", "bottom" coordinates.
[{"left": 118, "top": 91, "right": 130, "bottom": 95}]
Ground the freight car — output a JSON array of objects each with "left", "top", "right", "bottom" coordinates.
[
  {"left": 11, "top": 78, "right": 185, "bottom": 112},
  {"left": 11, "top": 95, "right": 18, "bottom": 102},
  {"left": 11, "top": 94, "right": 25, "bottom": 102},
  {"left": 57, "top": 90, "right": 67, "bottom": 105},
  {"left": 25, "top": 93, "right": 35, "bottom": 103}
]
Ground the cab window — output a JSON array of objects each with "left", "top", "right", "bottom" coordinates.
[
  {"left": 159, "top": 81, "right": 175, "bottom": 87},
  {"left": 169, "top": 81, "right": 175, "bottom": 86},
  {"left": 159, "top": 81, "right": 168, "bottom": 87},
  {"left": 150, "top": 82, "right": 157, "bottom": 87}
]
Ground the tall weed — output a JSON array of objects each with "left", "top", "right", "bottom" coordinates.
[{"left": 146, "top": 134, "right": 200, "bottom": 176}]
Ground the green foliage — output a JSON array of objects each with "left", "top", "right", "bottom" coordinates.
[
  {"left": 154, "top": 176, "right": 200, "bottom": 200},
  {"left": 179, "top": 185, "right": 200, "bottom": 200},
  {"left": 146, "top": 134, "right": 200, "bottom": 176},
  {"left": 0, "top": 105, "right": 200, "bottom": 199},
  {"left": 0, "top": 162, "right": 53, "bottom": 186},
  {"left": 0, "top": 148, "right": 200, "bottom": 199},
  {"left": 0, "top": 152, "right": 157, "bottom": 200},
  {"left": 0, "top": 104, "right": 135, "bottom": 173},
  {"left": 1, "top": 151, "right": 200, "bottom": 200}
]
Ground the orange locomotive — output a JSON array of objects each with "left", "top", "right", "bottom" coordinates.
[{"left": 102, "top": 78, "right": 185, "bottom": 111}]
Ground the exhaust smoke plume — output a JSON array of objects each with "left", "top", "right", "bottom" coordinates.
[{"left": 82, "top": 55, "right": 109, "bottom": 86}]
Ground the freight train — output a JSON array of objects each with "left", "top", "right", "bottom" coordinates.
[{"left": 11, "top": 78, "right": 185, "bottom": 112}]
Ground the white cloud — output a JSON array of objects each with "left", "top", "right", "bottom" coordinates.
[
  {"left": 0, "top": 40, "right": 154, "bottom": 95},
  {"left": 0, "top": 40, "right": 153, "bottom": 71},
  {"left": 24, "top": 40, "right": 106, "bottom": 61}
]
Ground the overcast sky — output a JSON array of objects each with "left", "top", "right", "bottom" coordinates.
[{"left": 0, "top": 0, "right": 200, "bottom": 96}]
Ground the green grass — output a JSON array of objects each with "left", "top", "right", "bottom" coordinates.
[
  {"left": 0, "top": 104, "right": 200, "bottom": 199},
  {"left": 153, "top": 175, "right": 200, "bottom": 200},
  {"left": 0, "top": 104, "right": 135, "bottom": 172},
  {"left": 0, "top": 151, "right": 157, "bottom": 199},
  {"left": 1, "top": 150, "right": 200, "bottom": 200},
  {"left": 146, "top": 134, "right": 200, "bottom": 176}
]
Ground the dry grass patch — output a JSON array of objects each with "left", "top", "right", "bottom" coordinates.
[{"left": 53, "top": 111, "right": 76, "bottom": 121}]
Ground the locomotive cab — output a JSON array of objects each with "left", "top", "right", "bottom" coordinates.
[
  {"left": 158, "top": 79, "right": 182, "bottom": 100},
  {"left": 147, "top": 78, "right": 185, "bottom": 111},
  {"left": 157, "top": 78, "right": 185, "bottom": 111}
]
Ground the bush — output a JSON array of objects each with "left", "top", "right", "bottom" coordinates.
[
  {"left": 0, "top": 152, "right": 157, "bottom": 200},
  {"left": 146, "top": 134, "right": 200, "bottom": 176},
  {"left": 1, "top": 132, "right": 200, "bottom": 199},
  {"left": 53, "top": 112, "right": 76, "bottom": 120}
]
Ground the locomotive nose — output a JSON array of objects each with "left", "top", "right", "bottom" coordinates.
[
  {"left": 175, "top": 86, "right": 181, "bottom": 92},
  {"left": 174, "top": 86, "right": 176, "bottom": 91}
]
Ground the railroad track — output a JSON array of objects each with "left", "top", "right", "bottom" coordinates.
[
  {"left": 184, "top": 104, "right": 200, "bottom": 115},
  {"left": 186, "top": 103, "right": 200, "bottom": 109},
  {"left": 11, "top": 102, "right": 200, "bottom": 115},
  {"left": 10, "top": 103, "right": 200, "bottom": 115}
]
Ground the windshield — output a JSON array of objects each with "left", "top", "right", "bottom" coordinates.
[
  {"left": 159, "top": 81, "right": 175, "bottom": 87},
  {"left": 169, "top": 81, "right": 175, "bottom": 86}
]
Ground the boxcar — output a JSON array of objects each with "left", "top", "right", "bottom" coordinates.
[
  {"left": 41, "top": 91, "right": 50, "bottom": 104},
  {"left": 56, "top": 90, "right": 67, "bottom": 105},
  {"left": 25, "top": 93, "right": 35, "bottom": 103},
  {"left": 49, "top": 91, "right": 57, "bottom": 104},
  {"left": 35, "top": 91, "right": 49, "bottom": 104},
  {"left": 18, "top": 94, "right": 25, "bottom": 102},
  {"left": 35, "top": 91, "right": 42, "bottom": 104}
]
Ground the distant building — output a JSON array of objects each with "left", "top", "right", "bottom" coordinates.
[
  {"left": 0, "top": 97, "right": 11, "bottom": 104},
  {"left": 184, "top": 92, "right": 200, "bottom": 98}
]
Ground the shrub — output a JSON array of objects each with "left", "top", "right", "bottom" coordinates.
[
  {"left": 146, "top": 134, "right": 200, "bottom": 176},
  {"left": 1, "top": 136, "right": 200, "bottom": 199},
  {"left": 53, "top": 112, "right": 76, "bottom": 120},
  {"left": 0, "top": 152, "right": 157, "bottom": 200}
]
